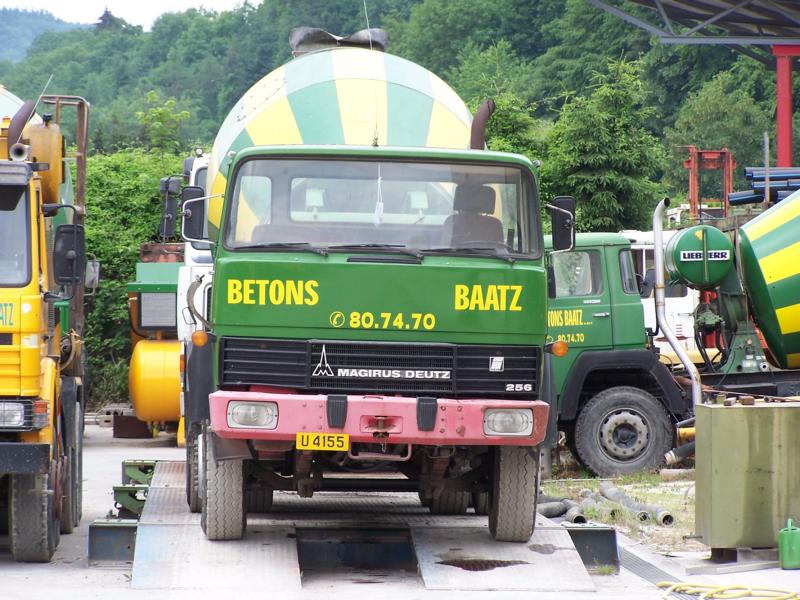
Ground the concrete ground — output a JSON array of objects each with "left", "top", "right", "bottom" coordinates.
[{"left": 0, "top": 424, "right": 796, "bottom": 598}]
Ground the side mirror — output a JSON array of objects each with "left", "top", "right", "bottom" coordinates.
[
  {"left": 53, "top": 224, "right": 85, "bottom": 285},
  {"left": 84, "top": 258, "right": 101, "bottom": 294},
  {"left": 160, "top": 195, "right": 179, "bottom": 238},
  {"left": 641, "top": 268, "right": 656, "bottom": 298},
  {"left": 549, "top": 196, "right": 576, "bottom": 252},
  {"left": 160, "top": 176, "right": 182, "bottom": 196},
  {"left": 181, "top": 186, "right": 206, "bottom": 243}
]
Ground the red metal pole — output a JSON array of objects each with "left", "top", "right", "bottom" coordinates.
[{"left": 773, "top": 46, "right": 800, "bottom": 167}]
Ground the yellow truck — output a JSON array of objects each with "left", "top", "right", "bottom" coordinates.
[{"left": 0, "top": 88, "right": 95, "bottom": 561}]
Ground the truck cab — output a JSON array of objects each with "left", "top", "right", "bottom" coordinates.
[
  {"left": 184, "top": 144, "right": 572, "bottom": 543},
  {"left": 546, "top": 233, "right": 689, "bottom": 475}
]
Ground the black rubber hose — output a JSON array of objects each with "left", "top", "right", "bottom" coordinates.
[
  {"left": 537, "top": 501, "right": 567, "bottom": 518},
  {"left": 665, "top": 440, "right": 696, "bottom": 466}
]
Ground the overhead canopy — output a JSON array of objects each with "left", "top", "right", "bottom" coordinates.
[{"left": 587, "top": 0, "right": 800, "bottom": 61}]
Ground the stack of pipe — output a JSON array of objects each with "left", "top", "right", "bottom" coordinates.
[
  {"left": 598, "top": 482, "right": 674, "bottom": 527},
  {"left": 536, "top": 493, "right": 587, "bottom": 523},
  {"left": 537, "top": 486, "right": 674, "bottom": 527},
  {"left": 729, "top": 167, "right": 800, "bottom": 206}
]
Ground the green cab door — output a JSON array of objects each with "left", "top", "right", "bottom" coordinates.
[
  {"left": 547, "top": 248, "right": 613, "bottom": 350},
  {"left": 547, "top": 248, "right": 614, "bottom": 398}
]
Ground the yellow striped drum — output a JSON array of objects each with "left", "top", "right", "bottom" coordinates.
[
  {"left": 740, "top": 190, "right": 800, "bottom": 368},
  {"left": 207, "top": 47, "right": 473, "bottom": 239}
]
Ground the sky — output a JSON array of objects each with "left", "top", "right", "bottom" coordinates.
[{"left": 0, "top": 0, "right": 256, "bottom": 29}]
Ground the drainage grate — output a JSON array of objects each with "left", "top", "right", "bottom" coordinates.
[{"left": 620, "top": 547, "right": 695, "bottom": 600}]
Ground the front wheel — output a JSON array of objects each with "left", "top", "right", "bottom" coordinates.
[
  {"left": 10, "top": 470, "right": 60, "bottom": 562},
  {"left": 573, "top": 386, "right": 673, "bottom": 477},
  {"left": 489, "top": 446, "right": 539, "bottom": 542},
  {"left": 186, "top": 430, "right": 201, "bottom": 513},
  {"left": 200, "top": 430, "right": 245, "bottom": 540}
]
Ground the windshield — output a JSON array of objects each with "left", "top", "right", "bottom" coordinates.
[
  {"left": 0, "top": 186, "right": 30, "bottom": 287},
  {"left": 224, "top": 158, "right": 539, "bottom": 257}
]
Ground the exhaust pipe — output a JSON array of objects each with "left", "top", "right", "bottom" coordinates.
[
  {"left": 7, "top": 100, "right": 36, "bottom": 156},
  {"left": 653, "top": 198, "right": 703, "bottom": 408},
  {"left": 470, "top": 99, "right": 495, "bottom": 150},
  {"left": 9, "top": 143, "right": 29, "bottom": 162}
]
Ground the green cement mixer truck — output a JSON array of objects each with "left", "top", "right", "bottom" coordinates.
[{"left": 179, "top": 28, "right": 574, "bottom": 543}]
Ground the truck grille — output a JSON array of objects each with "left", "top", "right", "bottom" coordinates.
[{"left": 220, "top": 338, "right": 539, "bottom": 398}]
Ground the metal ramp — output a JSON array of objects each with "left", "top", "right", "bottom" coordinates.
[{"left": 131, "top": 461, "right": 594, "bottom": 592}]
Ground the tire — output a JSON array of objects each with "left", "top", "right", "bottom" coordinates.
[
  {"left": 200, "top": 430, "right": 245, "bottom": 540},
  {"left": 489, "top": 446, "right": 539, "bottom": 542},
  {"left": 75, "top": 401, "right": 83, "bottom": 523},
  {"left": 574, "top": 386, "right": 674, "bottom": 477},
  {"left": 186, "top": 431, "right": 201, "bottom": 513},
  {"left": 61, "top": 402, "right": 82, "bottom": 533},
  {"left": 428, "top": 490, "right": 470, "bottom": 515},
  {"left": 60, "top": 453, "right": 75, "bottom": 534},
  {"left": 471, "top": 492, "right": 489, "bottom": 515},
  {"left": 246, "top": 487, "right": 274, "bottom": 513},
  {"left": 10, "top": 470, "right": 60, "bottom": 562}
]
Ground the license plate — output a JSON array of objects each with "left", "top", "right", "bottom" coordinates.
[{"left": 295, "top": 432, "right": 349, "bottom": 451}]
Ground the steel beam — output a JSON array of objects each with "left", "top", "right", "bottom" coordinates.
[{"left": 773, "top": 46, "right": 797, "bottom": 166}]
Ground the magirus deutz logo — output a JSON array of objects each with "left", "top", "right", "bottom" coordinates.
[{"left": 312, "top": 345, "right": 451, "bottom": 380}]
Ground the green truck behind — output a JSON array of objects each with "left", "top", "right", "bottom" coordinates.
[{"left": 547, "top": 233, "right": 690, "bottom": 476}]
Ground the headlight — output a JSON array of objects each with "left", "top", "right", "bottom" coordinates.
[
  {"left": 483, "top": 408, "right": 533, "bottom": 436},
  {"left": 227, "top": 401, "right": 278, "bottom": 429},
  {"left": 0, "top": 402, "right": 26, "bottom": 428}
]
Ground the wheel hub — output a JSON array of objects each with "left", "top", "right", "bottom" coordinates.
[{"left": 598, "top": 410, "right": 649, "bottom": 460}]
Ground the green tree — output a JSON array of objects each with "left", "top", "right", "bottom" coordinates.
[
  {"left": 530, "top": 0, "right": 650, "bottom": 115},
  {"left": 388, "top": 0, "right": 563, "bottom": 76},
  {"left": 663, "top": 69, "right": 771, "bottom": 196},
  {"left": 135, "top": 90, "right": 191, "bottom": 153},
  {"left": 543, "top": 60, "right": 664, "bottom": 232},
  {"left": 448, "top": 40, "right": 537, "bottom": 106},
  {"left": 83, "top": 149, "right": 183, "bottom": 406}
]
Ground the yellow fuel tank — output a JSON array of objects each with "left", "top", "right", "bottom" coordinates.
[
  {"left": 24, "top": 120, "right": 64, "bottom": 204},
  {"left": 129, "top": 340, "right": 181, "bottom": 422}
]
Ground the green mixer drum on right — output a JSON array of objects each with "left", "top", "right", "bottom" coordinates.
[{"left": 739, "top": 190, "right": 800, "bottom": 369}]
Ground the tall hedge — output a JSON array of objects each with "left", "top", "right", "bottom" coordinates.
[{"left": 83, "top": 149, "right": 183, "bottom": 408}]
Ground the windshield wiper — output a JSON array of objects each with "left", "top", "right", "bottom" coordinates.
[
  {"left": 234, "top": 242, "right": 328, "bottom": 256},
  {"left": 420, "top": 247, "right": 516, "bottom": 264},
  {"left": 327, "top": 243, "right": 423, "bottom": 259}
]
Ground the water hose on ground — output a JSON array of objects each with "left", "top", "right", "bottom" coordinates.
[{"left": 656, "top": 582, "right": 799, "bottom": 599}]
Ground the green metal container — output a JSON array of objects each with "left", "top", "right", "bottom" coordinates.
[
  {"left": 664, "top": 225, "right": 733, "bottom": 289},
  {"left": 779, "top": 519, "right": 800, "bottom": 569},
  {"left": 696, "top": 404, "right": 800, "bottom": 551},
  {"left": 740, "top": 191, "right": 800, "bottom": 369}
]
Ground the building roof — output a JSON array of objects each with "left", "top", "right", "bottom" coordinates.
[{"left": 587, "top": 1, "right": 800, "bottom": 62}]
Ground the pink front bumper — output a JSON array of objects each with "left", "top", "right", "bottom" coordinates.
[{"left": 209, "top": 391, "right": 548, "bottom": 447}]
